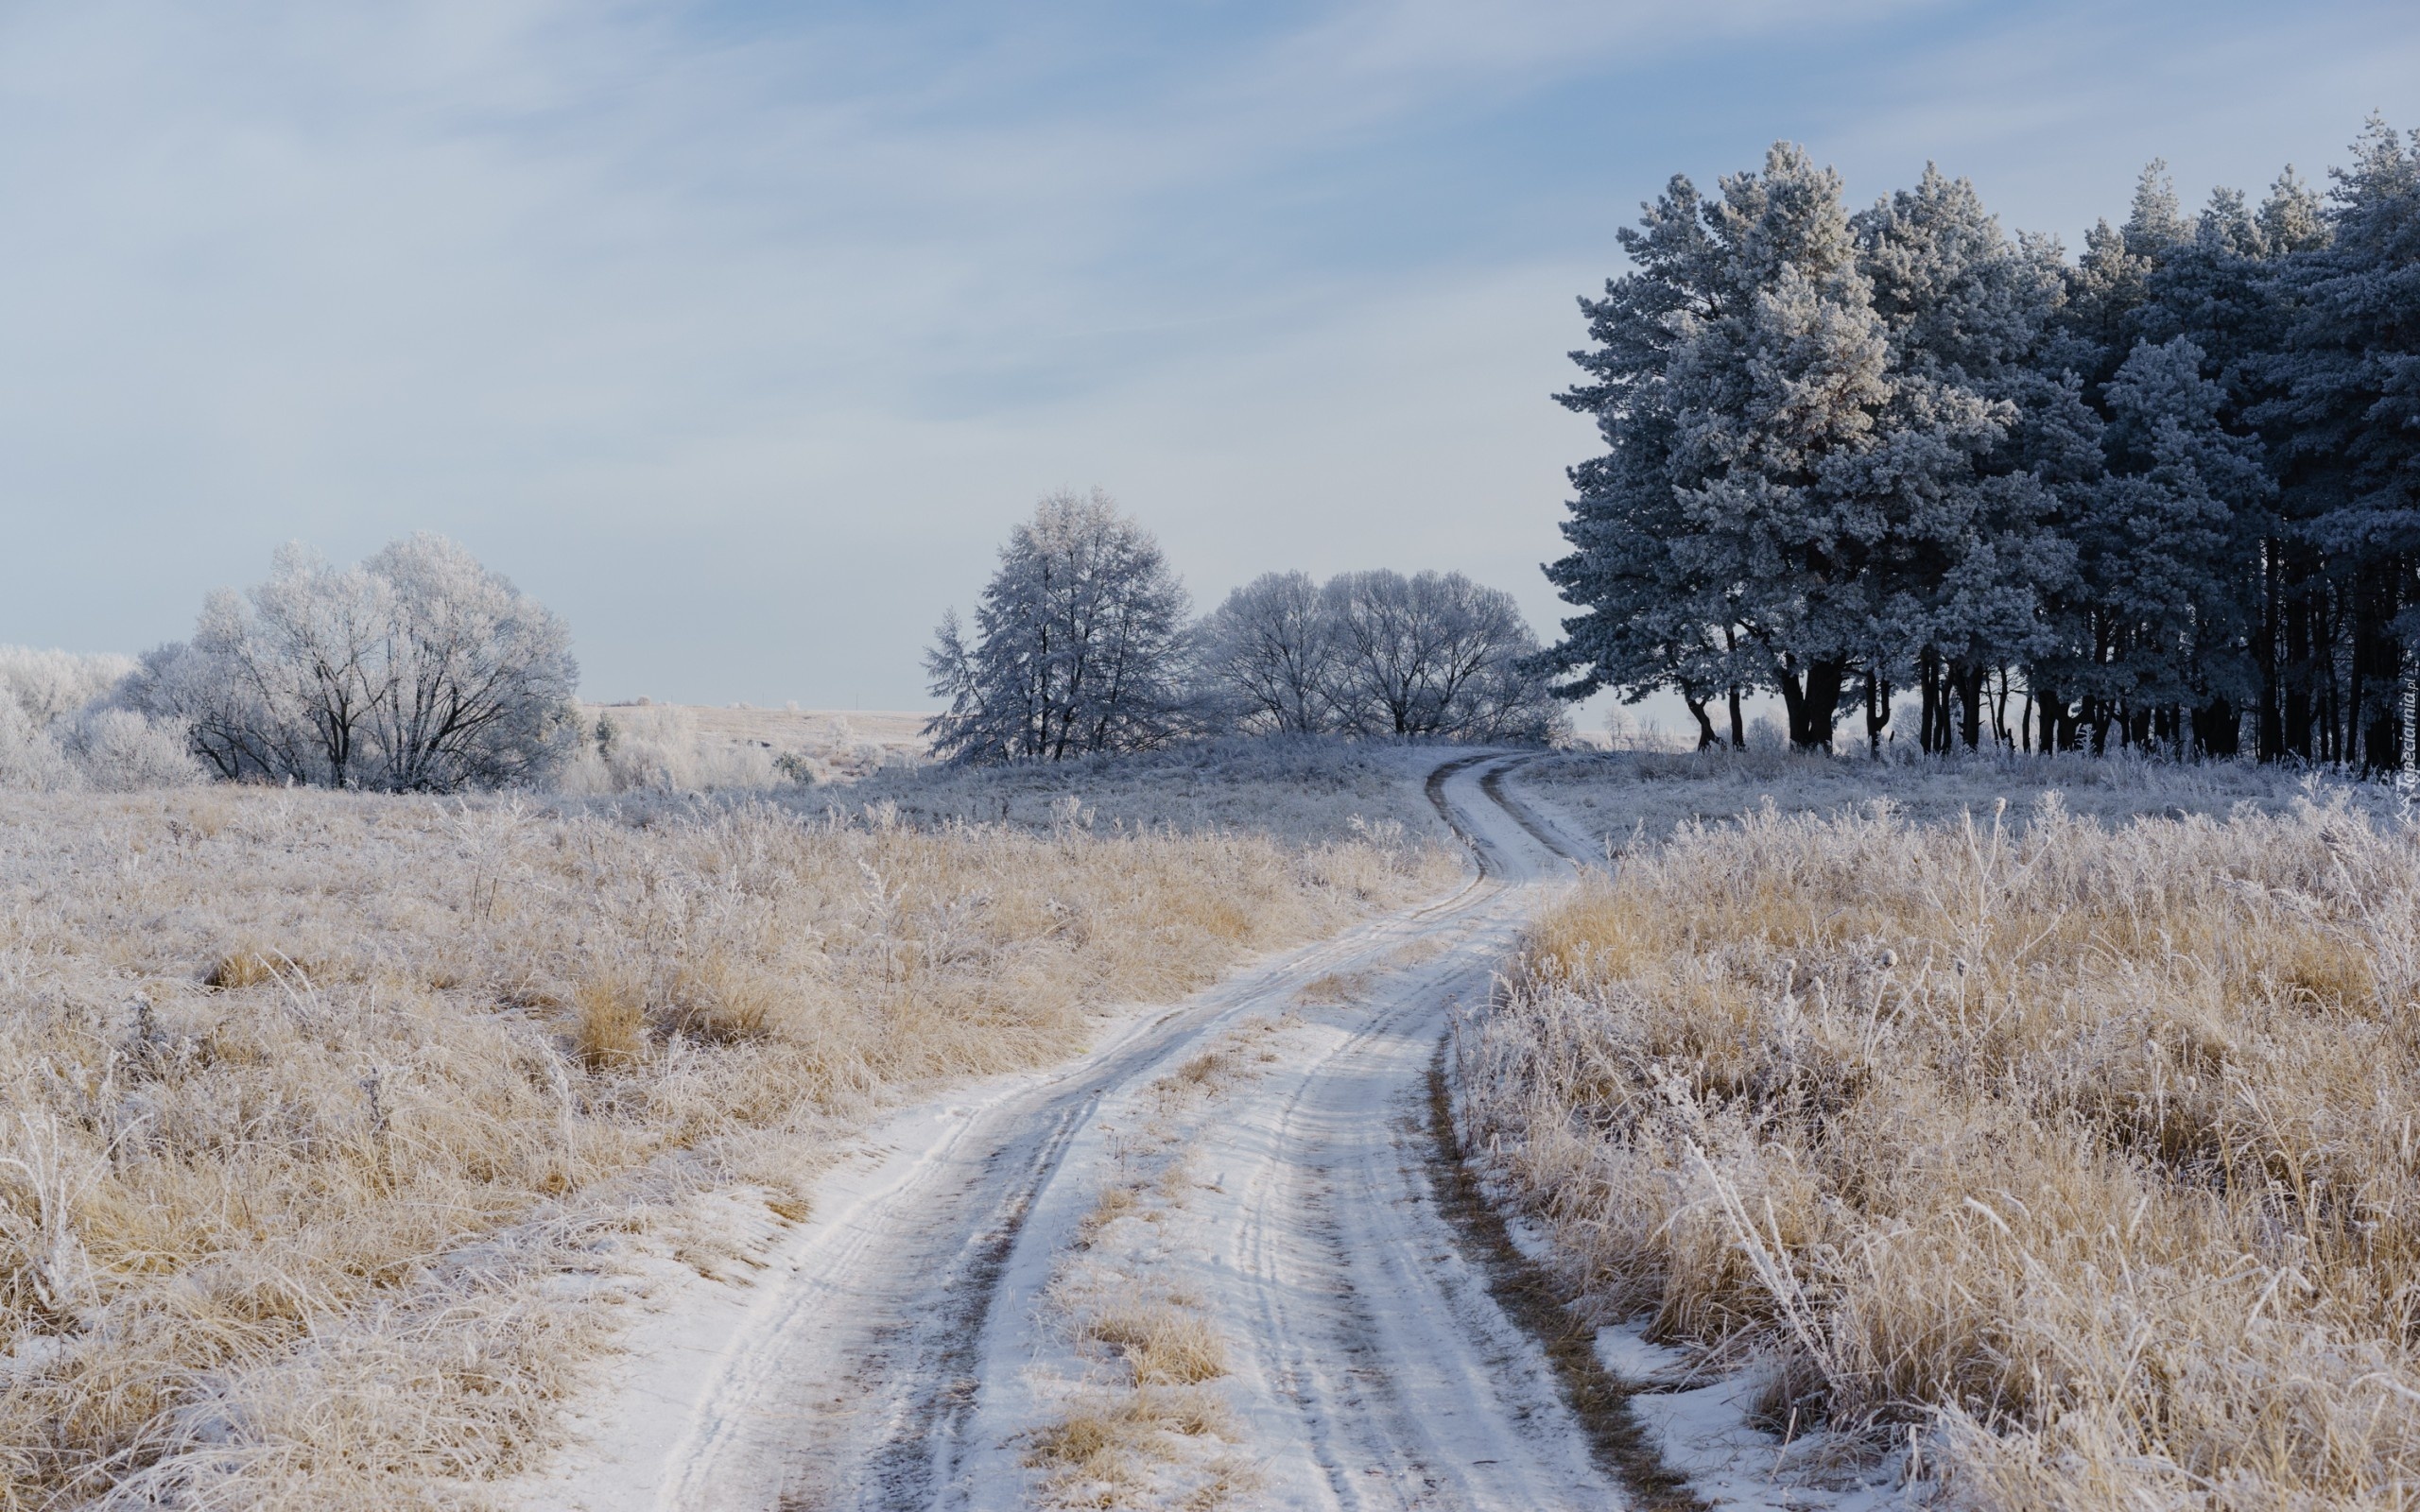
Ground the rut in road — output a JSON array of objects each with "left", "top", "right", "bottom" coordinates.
[{"left": 615, "top": 753, "right": 1686, "bottom": 1512}]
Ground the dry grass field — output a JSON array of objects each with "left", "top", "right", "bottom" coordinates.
[
  {"left": 0, "top": 763, "right": 1454, "bottom": 1508},
  {"left": 1512, "top": 746, "right": 2325, "bottom": 850},
  {"left": 1463, "top": 771, "right": 2420, "bottom": 1507},
  {"left": 565, "top": 704, "right": 932, "bottom": 793}
]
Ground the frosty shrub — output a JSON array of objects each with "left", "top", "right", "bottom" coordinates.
[
  {"left": 59, "top": 708, "right": 203, "bottom": 791},
  {"left": 0, "top": 696, "right": 76, "bottom": 791},
  {"left": 0, "top": 645, "right": 136, "bottom": 727},
  {"left": 0, "top": 645, "right": 201, "bottom": 792},
  {"left": 559, "top": 705, "right": 787, "bottom": 795},
  {"left": 126, "top": 534, "right": 579, "bottom": 792}
]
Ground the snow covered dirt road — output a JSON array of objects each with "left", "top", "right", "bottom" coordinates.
[{"left": 527, "top": 753, "right": 1687, "bottom": 1512}]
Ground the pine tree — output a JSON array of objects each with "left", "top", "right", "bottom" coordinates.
[
  {"left": 1853, "top": 165, "right": 2071, "bottom": 751},
  {"left": 1539, "top": 173, "right": 1760, "bottom": 746},
  {"left": 1551, "top": 145, "right": 2028, "bottom": 750},
  {"left": 2259, "top": 119, "right": 2420, "bottom": 771}
]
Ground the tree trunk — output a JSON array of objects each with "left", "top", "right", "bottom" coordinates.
[
  {"left": 1722, "top": 623, "right": 1746, "bottom": 750},
  {"left": 1918, "top": 648, "right": 1942, "bottom": 756},
  {"left": 1685, "top": 696, "right": 1719, "bottom": 751},
  {"left": 1954, "top": 661, "right": 1984, "bottom": 750},
  {"left": 1865, "top": 670, "right": 1889, "bottom": 759},
  {"left": 2257, "top": 539, "right": 2284, "bottom": 761},
  {"left": 1792, "top": 659, "right": 1845, "bottom": 752}
]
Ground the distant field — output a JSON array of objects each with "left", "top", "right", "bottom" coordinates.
[
  {"left": 571, "top": 704, "right": 935, "bottom": 790},
  {"left": 595, "top": 704, "right": 933, "bottom": 755}
]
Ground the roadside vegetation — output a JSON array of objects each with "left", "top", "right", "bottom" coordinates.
[
  {"left": 0, "top": 762, "right": 1453, "bottom": 1508},
  {"left": 1465, "top": 762, "right": 2420, "bottom": 1506},
  {"left": 1512, "top": 745, "right": 2330, "bottom": 850}
]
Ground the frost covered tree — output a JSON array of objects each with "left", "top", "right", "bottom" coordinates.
[
  {"left": 1549, "top": 144, "right": 2024, "bottom": 751},
  {"left": 2040, "top": 338, "right": 2272, "bottom": 751},
  {"left": 2256, "top": 119, "right": 2420, "bottom": 769},
  {"left": 1535, "top": 171, "right": 1762, "bottom": 750},
  {"left": 1852, "top": 165, "right": 2073, "bottom": 753},
  {"left": 925, "top": 490, "right": 1193, "bottom": 764},
  {"left": 1546, "top": 123, "right": 2420, "bottom": 767},
  {"left": 127, "top": 535, "right": 579, "bottom": 790},
  {"left": 1319, "top": 570, "right": 1561, "bottom": 742},
  {"left": 1195, "top": 571, "right": 1337, "bottom": 733},
  {"left": 0, "top": 646, "right": 199, "bottom": 791}
]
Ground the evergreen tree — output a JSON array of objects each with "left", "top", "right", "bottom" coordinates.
[
  {"left": 2259, "top": 119, "right": 2420, "bottom": 770},
  {"left": 1540, "top": 174, "right": 1762, "bottom": 747},
  {"left": 1551, "top": 145, "right": 2030, "bottom": 750},
  {"left": 1853, "top": 165, "right": 2071, "bottom": 751},
  {"left": 1546, "top": 122, "right": 2414, "bottom": 770}
]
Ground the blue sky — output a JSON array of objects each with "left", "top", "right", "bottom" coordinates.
[{"left": 3, "top": 1, "right": 2416, "bottom": 713}]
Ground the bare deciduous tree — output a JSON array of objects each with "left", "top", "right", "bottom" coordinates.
[
  {"left": 126, "top": 535, "right": 579, "bottom": 790},
  {"left": 1197, "top": 571, "right": 1336, "bottom": 734},
  {"left": 925, "top": 490, "right": 1193, "bottom": 765},
  {"left": 1320, "top": 569, "right": 1563, "bottom": 742}
]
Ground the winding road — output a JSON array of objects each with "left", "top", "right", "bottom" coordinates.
[{"left": 541, "top": 753, "right": 1680, "bottom": 1511}]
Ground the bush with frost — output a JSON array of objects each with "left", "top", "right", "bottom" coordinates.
[
  {"left": 59, "top": 707, "right": 203, "bottom": 791},
  {"left": 0, "top": 644, "right": 136, "bottom": 727},
  {"left": 558, "top": 706, "right": 788, "bottom": 795},
  {"left": 125, "top": 534, "right": 580, "bottom": 792},
  {"left": 0, "top": 694, "right": 77, "bottom": 790},
  {"left": 0, "top": 644, "right": 199, "bottom": 791}
]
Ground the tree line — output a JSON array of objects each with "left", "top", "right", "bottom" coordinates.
[
  {"left": 923, "top": 489, "right": 1561, "bottom": 764},
  {"left": 9, "top": 502, "right": 1556, "bottom": 792},
  {"left": 1542, "top": 120, "right": 2420, "bottom": 765}
]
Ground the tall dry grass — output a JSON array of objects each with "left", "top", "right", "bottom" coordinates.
[
  {"left": 1463, "top": 791, "right": 2420, "bottom": 1508},
  {"left": 0, "top": 782, "right": 1451, "bottom": 1509},
  {"left": 1514, "top": 746, "right": 2325, "bottom": 850}
]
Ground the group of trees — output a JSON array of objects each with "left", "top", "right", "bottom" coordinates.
[
  {"left": 925, "top": 490, "right": 1561, "bottom": 764},
  {"left": 1197, "top": 567, "right": 1561, "bottom": 741},
  {"left": 126, "top": 534, "right": 581, "bottom": 791},
  {"left": 1544, "top": 120, "right": 2420, "bottom": 765}
]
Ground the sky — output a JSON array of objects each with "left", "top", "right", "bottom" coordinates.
[{"left": 2, "top": 1, "right": 2416, "bottom": 718}]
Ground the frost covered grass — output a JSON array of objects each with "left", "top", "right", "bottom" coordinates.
[
  {"left": 838, "top": 735, "right": 1450, "bottom": 846},
  {"left": 558, "top": 704, "right": 929, "bottom": 796},
  {"left": 1513, "top": 745, "right": 2331, "bottom": 852},
  {"left": 1462, "top": 782, "right": 2420, "bottom": 1507},
  {"left": 0, "top": 769, "right": 1452, "bottom": 1508}
]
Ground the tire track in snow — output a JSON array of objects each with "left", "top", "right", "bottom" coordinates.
[{"left": 551, "top": 750, "right": 1703, "bottom": 1512}]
